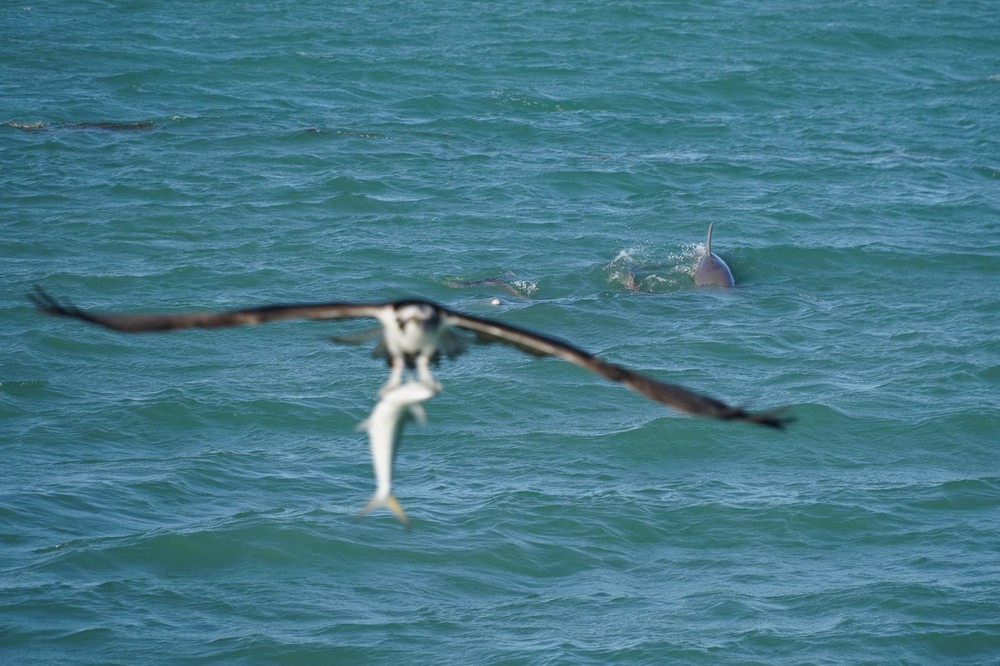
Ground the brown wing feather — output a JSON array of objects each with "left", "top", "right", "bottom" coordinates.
[
  {"left": 443, "top": 308, "right": 791, "bottom": 429},
  {"left": 28, "top": 286, "right": 384, "bottom": 333}
]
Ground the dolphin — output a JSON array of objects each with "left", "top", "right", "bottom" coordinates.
[
  {"left": 693, "top": 223, "right": 735, "bottom": 287},
  {"left": 445, "top": 271, "right": 525, "bottom": 297},
  {"left": 355, "top": 380, "right": 439, "bottom": 527}
]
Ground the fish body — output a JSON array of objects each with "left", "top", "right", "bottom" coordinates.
[{"left": 355, "top": 380, "right": 439, "bottom": 526}]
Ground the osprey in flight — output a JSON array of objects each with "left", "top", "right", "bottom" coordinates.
[{"left": 28, "top": 287, "right": 790, "bottom": 428}]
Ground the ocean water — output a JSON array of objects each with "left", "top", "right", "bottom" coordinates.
[{"left": 3, "top": 0, "right": 999, "bottom": 663}]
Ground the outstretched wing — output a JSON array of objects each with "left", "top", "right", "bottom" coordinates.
[
  {"left": 443, "top": 308, "right": 791, "bottom": 429},
  {"left": 29, "top": 287, "right": 791, "bottom": 428},
  {"left": 28, "top": 286, "right": 386, "bottom": 333}
]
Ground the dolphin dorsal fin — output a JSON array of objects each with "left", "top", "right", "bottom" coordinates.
[{"left": 705, "top": 223, "right": 715, "bottom": 255}]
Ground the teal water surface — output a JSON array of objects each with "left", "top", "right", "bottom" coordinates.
[{"left": 3, "top": 1, "right": 999, "bottom": 663}]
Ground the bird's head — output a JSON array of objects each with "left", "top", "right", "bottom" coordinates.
[{"left": 394, "top": 302, "right": 441, "bottom": 332}]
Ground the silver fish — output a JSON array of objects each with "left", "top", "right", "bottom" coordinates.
[{"left": 355, "top": 380, "right": 439, "bottom": 527}]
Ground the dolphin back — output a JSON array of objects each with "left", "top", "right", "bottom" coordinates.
[{"left": 694, "top": 223, "right": 736, "bottom": 287}]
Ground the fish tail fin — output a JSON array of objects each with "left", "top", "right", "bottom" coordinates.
[
  {"left": 409, "top": 403, "right": 428, "bottom": 425},
  {"left": 385, "top": 495, "right": 411, "bottom": 528},
  {"left": 356, "top": 494, "right": 411, "bottom": 528}
]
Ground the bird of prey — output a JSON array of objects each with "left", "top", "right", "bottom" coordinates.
[{"left": 28, "top": 287, "right": 790, "bottom": 428}]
